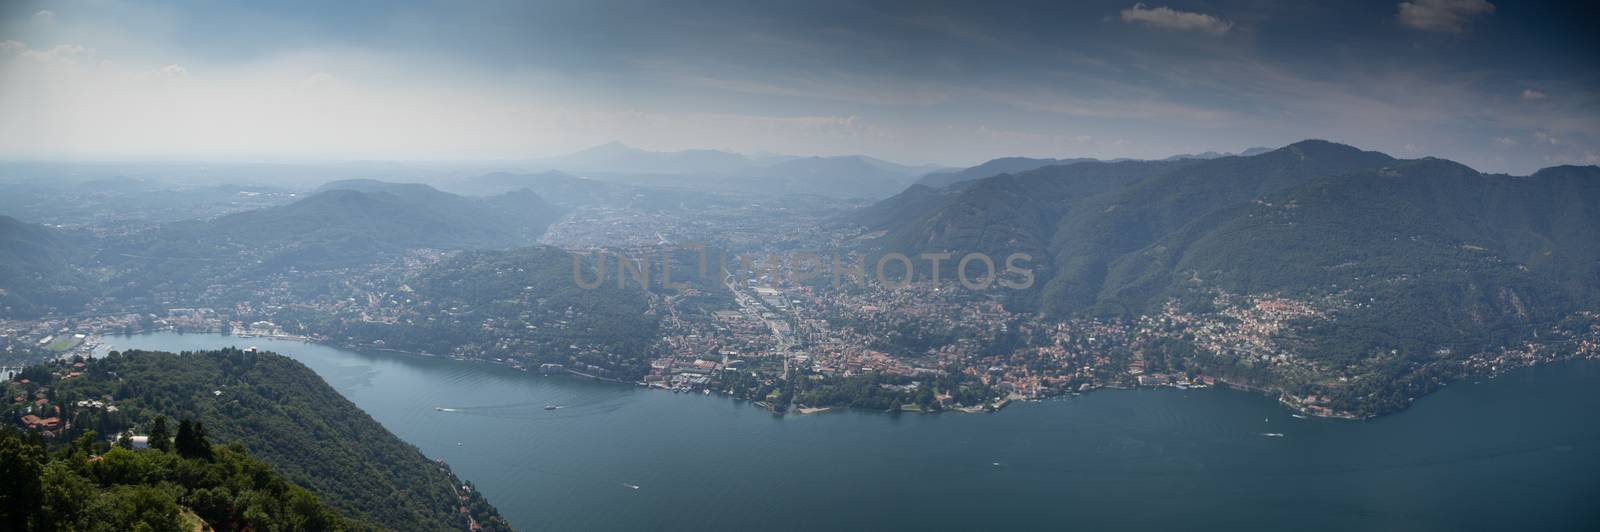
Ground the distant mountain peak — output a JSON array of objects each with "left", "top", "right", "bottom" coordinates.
[
  {"left": 574, "top": 140, "right": 640, "bottom": 155},
  {"left": 1280, "top": 138, "right": 1360, "bottom": 154}
]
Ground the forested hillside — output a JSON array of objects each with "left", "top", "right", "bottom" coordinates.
[
  {"left": 854, "top": 140, "right": 1600, "bottom": 415},
  {"left": 298, "top": 245, "right": 661, "bottom": 380},
  {"left": 0, "top": 216, "right": 93, "bottom": 318},
  {"left": 15, "top": 349, "right": 512, "bottom": 531},
  {"left": 0, "top": 423, "right": 362, "bottom": 531}
]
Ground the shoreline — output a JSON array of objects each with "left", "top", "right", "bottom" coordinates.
[{"left": 93, "top": 330, "right": 1598, "bottom": 422}]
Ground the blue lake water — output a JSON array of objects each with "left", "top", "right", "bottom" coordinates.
[{"left": 105, "top": 333, "right": 1600, "bottom": 531}]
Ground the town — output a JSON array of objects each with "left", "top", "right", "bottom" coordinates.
[{"left": 9, "top": 193, "right": 1600, "bottom": 422}]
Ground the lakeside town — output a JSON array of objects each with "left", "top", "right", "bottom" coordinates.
[{"left": 8, "top": 196, "right": 1600, "bottom": 421}]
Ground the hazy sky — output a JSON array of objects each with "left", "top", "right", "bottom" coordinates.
[{"left": 1, "top": 0, "right": 1595, "bottom": 173}]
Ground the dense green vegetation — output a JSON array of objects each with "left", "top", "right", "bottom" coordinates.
[
  {"left": 18, "top": 349, "right": 512, "bottom": 531},
  {"left": 1039, "top": 140, "right": 1400, "bottom": 315},
  {"left": 0, "top": 216, "right": 94, "bottom": 318},
  {"left": 711, "top": 365, "right": 996, "bottom": 413},
  {"left": 302, "top": 245, "right": 661, "bottom": 380},
  {"left": 861, "top": 141, "right": 1600, "bottom": 415},
  {"left": 858, "top": 158, "right": 1194, "bottom": 312},
  {"left": 0, "top": 423, "right": 362, "bottom": 531}
]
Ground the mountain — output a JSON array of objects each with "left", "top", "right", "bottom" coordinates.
[
  {"left": 856, "top": 158, "right": 1196, "bottom": 271},
  {"left": 456, "top": 171, "right": 604, "bottom": 201},
  {"left": 526, "top": 143, "right": 936, "bottom": 199},
  {"left": 912, "top": 149, "right": 1273, "bottom": 190},
  {"left": 532, "top": 141, "right": 754, "bottom": 175},
  {"left": 1163, "top": 147, "right": 1276, "bottom": 161},
  {"left": 37, "top": 348, "right": 513, "bottom": 531},
  {"left": 232, "top": 179, "right": 560, "bottom": 255},
  {"left": 1041, "top": 140, "right": 1399, "bottom": 314},
  {"left": 1130, "top": 159, "right": 1600, "bottom": 354},
  {"left": 854, "top": 140, "right": 1600, "bottom": 415},
  {"left": 747, "top": 155, "right": 923, "bottom": 199},
  {"left": 95, "top": 181, "right": 561, "bottom": 302},
  {"left": 0, "top": 216, "right": 92, "bottom": 318},
  {"left": 913, "top": 157, "right": 1098, "bottom": 189},
  {"left": 848, "top": 155, "right": 948, "bottom": 176}
]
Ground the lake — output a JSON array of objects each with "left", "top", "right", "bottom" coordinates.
[{"left": 104, "top": 333, "right": 1600, "bottom": 531}]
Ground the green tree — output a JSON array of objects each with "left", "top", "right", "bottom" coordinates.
[
  {"left": 85, "top": 485, "right": 184, "bottom": 531},
  {"left": 148, "top": 416, "right": 171, "bottom": 452},
  {"left": 192, "top": 422, "right": 213, "bottom": 460},
  {"left": 39, "top": 461, "right": 93, "bottom": 529},
  {"left": 0, "top": 426, "right": 45, "bottom": 529},
  {"left": 71, "top": 429, "right": 99, "bottom": 458},
  {"left": 174, "top": 419, "right": 196, "bottom": 458}
]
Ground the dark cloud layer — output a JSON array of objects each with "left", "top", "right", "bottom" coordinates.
[{"left": 1, "top": 0, "right": 1596, "bottom": 172}]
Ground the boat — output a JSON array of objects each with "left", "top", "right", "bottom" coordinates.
[
  {"left": 1291, "top": 414, "right": 1307, "bottom": 419},
  {"left": 544, "top": 404, "right": 559, "bottom": 410},
  {"left": 1261, "top": 432, "right": 1285, "bottom": 438}
]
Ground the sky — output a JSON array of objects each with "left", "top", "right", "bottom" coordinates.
[{"left": 0, "top": 0, "right": 1596, "bottom": 173}]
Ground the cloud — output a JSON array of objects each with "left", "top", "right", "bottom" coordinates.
[
  {"left": 138, "top": 64, "right": 190, "bottom": 79},
  {"left": 1535, "top": 131, "right": 1559, "bottom": 145},
  {"left": 34, "top": 10, "right": 56, "bottom": 23},
  {"left": 1520, "top": 89, "right": 1546, "bottom": 101},
  {"left": 1120, "top": 3, "right": 1233, "bottom": 35},
  {"left": 0, "top": 41, "right": 96, "bottom": 64},
  {"left": 1492, "top": 136, "right": 1517, "bottom": 147},
  {"left": 1397, "top": 0, "right": 1495, "bottom": 33}
]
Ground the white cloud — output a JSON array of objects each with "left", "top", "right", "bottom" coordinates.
[
  {"left": 138, "top": 64, "right": 189, "bottom": 79},
  {"left": 1120, "top": 3, "right": 1233, "bottom": 35},
  {"left": 34, "top": 10, "right": 56, "bottom": 23},
  {"left": 1535, "top": 131, "right": 1560, "bottom": 145},
  {"left": 1397, "top": 0, "right": 1495, "bottom": 33},
  {"left": 0, "top": 41, "right": 96, "bottom": 64},
  {"left": 1492, "top": 136, "right": 1517, "bottom": 147},
  {"left": 1520, "top": 88, "right": 1546, "bottom": 101}
]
